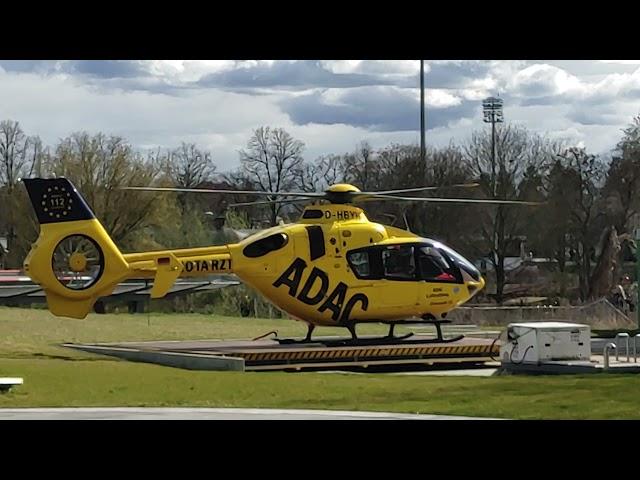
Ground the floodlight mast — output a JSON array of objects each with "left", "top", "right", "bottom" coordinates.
[{"left": 482, "top": 96, "right": 504, "bottom": 198}]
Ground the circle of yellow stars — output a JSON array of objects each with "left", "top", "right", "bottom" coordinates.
[{"left": 41, "top": 185, "right": 74, "bottom": 219}]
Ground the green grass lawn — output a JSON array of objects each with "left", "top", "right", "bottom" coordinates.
[{"left": 1, "top": 306, "right": 639, "bottom": 419}]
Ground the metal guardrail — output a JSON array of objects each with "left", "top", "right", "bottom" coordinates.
[
  {"left": 604, "top": 343, "right": 617, "bottom": 370},
  {"left": 451, "top": 298, "right": 634, "bottom": 329},
  {"left": 0, "top": 275, "right": 240, "bottom": 309},
  {"left": 615, "top": 332, "right": 630, "bottom": 362}
]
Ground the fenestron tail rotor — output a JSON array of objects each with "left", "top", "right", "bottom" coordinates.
[{"left": 52, "top": 235, "right": 105, "bottom": 290}]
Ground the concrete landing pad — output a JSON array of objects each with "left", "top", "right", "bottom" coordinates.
[{"left": 64, "top": 335, "right": 500, "bottom": 372}]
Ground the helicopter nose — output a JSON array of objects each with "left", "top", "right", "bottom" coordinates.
[{"left": 465, "top": 276, "right": 485, "bottom": 300}]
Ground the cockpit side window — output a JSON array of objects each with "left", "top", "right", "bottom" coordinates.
[
  {"left": 348, "top": 245, "right": 417, "bottom": 281},
  {"left": 418, "top": 246, "right": 457, "bottom": 282},
  {"left": 347, "top": 251, "right": 372, "bottom": 278},
  {"left": 243, "top": 233, "right": 288, "bottom": 258},
  {"left": 348, "top": 248, "right": 383, "bottom": 279},
  {"left": 382, "top": 245, "right": 416, "bottom": 280}
]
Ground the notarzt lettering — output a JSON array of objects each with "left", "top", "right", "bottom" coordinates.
[
  {"left": 182, "top": 259, "right": 231, "bottom": 272},
  {"left": 273, "top": 257, "right": 369, "bottom": 323}
]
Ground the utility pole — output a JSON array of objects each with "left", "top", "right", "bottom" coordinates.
[
  {"left": 420, "top": 60, "right": 426, "bottom": 163},
  {"left": 635, "top": 227, "right": 640, "bottom": 328}
]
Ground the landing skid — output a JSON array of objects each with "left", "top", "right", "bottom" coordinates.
[
  {"left": 278, "top": 334, "right": 464, "bottom": 348},
  {"left": 278, "top": 332, "right": 414, "bottom": 347},
  {"left": 274, "top": 319, "right": 464, "bottom": 347}
]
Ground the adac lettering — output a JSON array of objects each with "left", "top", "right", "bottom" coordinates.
[
  {"left": 273, "top": 257, "right": 368, "bottom": 323},
  {"left": 183, "top": 258, "right": 231, "bottom": 272}
]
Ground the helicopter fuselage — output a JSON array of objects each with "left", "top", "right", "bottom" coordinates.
[
  {"left": 22, "top": 178, "right": 485, "bottom": 325},
  {"left": 122, "top": 204, "right": 485, "bottom": 327}
]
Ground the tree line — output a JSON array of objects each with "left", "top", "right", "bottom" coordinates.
[{"left": 1, "top": 118, "right": 639, "bottom": 306}]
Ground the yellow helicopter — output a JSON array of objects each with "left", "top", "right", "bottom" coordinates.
[{"left": 21, "top": 178, "right": 537, "bottom": 345}]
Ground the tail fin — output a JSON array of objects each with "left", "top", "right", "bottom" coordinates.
[{"left": 22, "top": 178, "right": 131, "bottom": 318}]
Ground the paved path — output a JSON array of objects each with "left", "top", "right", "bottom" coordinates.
[
  {"left": 0, "top": 407, "right": 497, "bottom": 420},
  {"left": 390, "top": 368, "right": 498, "bottom": 377}
]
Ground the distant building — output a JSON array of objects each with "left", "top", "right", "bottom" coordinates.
[{"left": 475, "top": 256, "right": 557, "bottom": 274}]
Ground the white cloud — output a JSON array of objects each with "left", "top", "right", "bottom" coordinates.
[
  {"left": 1, "top": 60, "right": 640, "bottom": 173},
  {"left": 147, "top": 60, "right": 237, "bottom": 82},
  {"left": 509, "top": 64, "right": 584, "bottom": 98},
  {"left": 599, "top": 60, "right": 640, "bottom": 65},
  {"left": 320, "top": 60, "right": 363, "bottom": 74},
  {"left": 425, "top": 89, "right": 462, "bottom": 108},
  {"left": 321, "top": 60, "right": 419, "bottom": 76},
  {"left": 588, "top": 68, "right": 640, "bottom": 99},
  {"left": 0, "top": 71, "right": 289, "bottom": 171},
  {"left": 287, "top": 122, "right": 420, "bottom": 159}
]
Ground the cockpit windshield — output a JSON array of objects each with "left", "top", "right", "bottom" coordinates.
[
  {"left": 346, "top": 241, "right": 481, "bottom": 283},
  {"left": 433, "top": 242, "right": 481, "bottom": 281},
  {"left": 417, "top": 245, "right": 456, "bottom": 282}
]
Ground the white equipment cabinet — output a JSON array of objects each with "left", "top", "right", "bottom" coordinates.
[{"left": 500, "top": 322, "right": 591, "bottom": 365}]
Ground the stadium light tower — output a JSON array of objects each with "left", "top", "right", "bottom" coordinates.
[{"left": 482, "top": 96, "right": 504, "bottom": 197}]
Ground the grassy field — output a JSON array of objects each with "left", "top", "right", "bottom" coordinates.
[{"left": 2, "top": 306, "right": 640, "bottom": 419}]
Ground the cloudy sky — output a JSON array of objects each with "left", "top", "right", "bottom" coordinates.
[{"left": 1, "top": 60, "right": 640, "bottom": 172}]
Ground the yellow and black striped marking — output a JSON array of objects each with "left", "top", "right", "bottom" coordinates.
[{"left": 236, "top": 341, "right": 499, "bottom": 366}]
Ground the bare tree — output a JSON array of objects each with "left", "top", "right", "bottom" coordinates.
[
  {"left": 165, "top": 142, "right": 216, "bottom": 188},
  {"left": 369, "top": 143, "right": 472, "bottom": 236},
  {"left": 239, "top": 127, "right": 305, "bottom": 226},
  {"left": 342, "top": 141, "right": 378, "bottom": 191},
  {"left": 157, "top": 142, "right": 217, "bottom": 217},
  {"left": 0, "top": 120, "right": 37, "bottom": 190},
  {"left": 50, "top": 132, "right": 170, "bottom": 247},
  {"left": 553, "top": 147, "right": 607, "bottom": 300},
  {"left": 534, "top": 161, "right": 572, "bottom": 272},
  {"left": 293, "top": 155, "right": 343, "bottom": 193},
  {"left": 464, "top": 124, "right": 563, "bottom": 303},
  {"left": 376, "top": 143, "right": 423, "bottom": 190},
  {"left": 603, "top": 116, "right": 640, "bottom": 233},
  {"left": 0, "top": 121, "right": 44, "bottom": 266}
]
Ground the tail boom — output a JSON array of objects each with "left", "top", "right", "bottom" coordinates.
[{"left": 123, "top": 246, "right": 233, "bottom": 298}]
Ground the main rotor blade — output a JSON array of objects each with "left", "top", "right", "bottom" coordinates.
[
  {"left": 368, "top": 183, "right": 480, "bottom": 196},
  {"left": 366, "top": 194, "right": 544, "bottom": 206},
  {"left": 121, "top": 186, "right": 324, "bottom": 198},
  {"left": 228, "top": 198, "right": 313, "bottom": 207}
]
